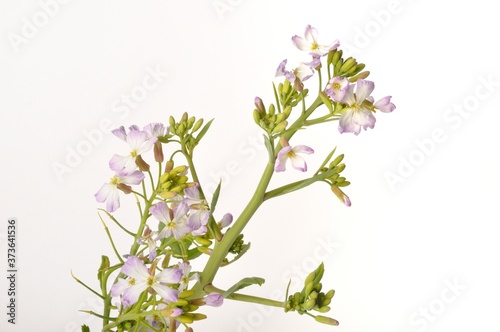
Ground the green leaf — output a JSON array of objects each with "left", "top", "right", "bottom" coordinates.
[
  {"left": 315, "top": 147, "right": 337, "bottom": 175},
  {"left": 263, "top": 135, "right": 274, "bottom": 161},
  {"left": 97, "top": 255, "right": 110, "bottom": 281},
  {"left": 81, "top": 324, "right": 90, "bottom": 332},
  {"left": 194, "top": 118, "right": 214, "bottom": 143},
  {"left": 223, "top": 277, "right": 266, "bottom": 298},
  {"left": 210, "top": 180, "right": 222, "bottom": 213}
]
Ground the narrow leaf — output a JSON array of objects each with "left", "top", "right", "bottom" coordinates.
[{"left": 223, "top": 277, "right": 265, "bottom": 298}]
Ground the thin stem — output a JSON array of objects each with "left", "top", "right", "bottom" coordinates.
[
  {"left": 205, "top": 284, "right": 284, "bottom": 308},
  {"left": 191, "top": 96, "right": 324, "bottom": 298}
]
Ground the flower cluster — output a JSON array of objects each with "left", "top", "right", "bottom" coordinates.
[{"left": 77, "top": 24, "right": 397, "bottom": 332}]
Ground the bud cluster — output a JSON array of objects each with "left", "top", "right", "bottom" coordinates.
[
  {"left": 158, "top": 161, "right": 195, "bottom": 199},
  {"left": 285, "top": 263, "right": 338, "bottom": 326},
  {"left": 253, "top": 97, "right": 292, "bottom": 136},
  {"left": 327, "top": 49, "right": 369, "bottom": 81}
]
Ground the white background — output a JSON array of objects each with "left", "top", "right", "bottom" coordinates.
[{"left": 1, "top": 0, "right": 500, "bottom": 331}]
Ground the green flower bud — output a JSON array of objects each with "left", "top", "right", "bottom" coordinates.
[
  {"left": 301, "top": 298, "right": 316, "bottom": 311},
  {"left": 315, "top": 315, "right": 339, "bottom": 326},
  {"left": 329, "top": 154, "right": 344, "bottom": 168},
  {"left": 349, "top": 70, "right": 371, "bottom": 82},
  {"left": 271, "top": 121, "right": 288, "bottom": 135},
  {"left": 169, "top": 116, "right": 176, "bottom": 128},
  {"left": 304, "top": 271, "right": 316, "bottom": 285},
  {"left": 187, "top": 116, "right": 196, "bottom": 129},
  {"left": 195, "top": 236, "right": 212, "bottom": 246},
  {"left": 284, "top": 105, "right": 292, "bottom": 118},
  {"left": 304, "top": 281, "right": 315, "bottom": 296},
  {"left": 331, "top": 50, "right": 342, "bottom": 67},
  {"left": 319, "top": 91, "right": 333, "bottom": 112},
  {"left": 253, "top": 109, "right": 262, "bottom": 125},
  {"left": 339, "top": 57, "right": 357, "bottom": 74},
  {"left": 317, "top": 306, "right": 331, "bottom": 313},
  {"left": 191, "top": 313, "right": 207, "bottom": 321},
  {"left": 268, "top": 103, "right": 276, "bottom": 116},
  {"left": 192, "top": 118, "right": 204, "bottom": 132},
  {"left": 176, "top": 314, "right": 194, "bottom": 324},
  {"left": 325, "top": 289, "right": 335, "bottom": 299},
  {"left": 179, "top": 289, "right": 196, "bottom": 298}
]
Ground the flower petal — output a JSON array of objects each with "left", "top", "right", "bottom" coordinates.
[
  {"left": 291, "top": 36, "right": 310, "bottom": 52},
  {"left": 374, "top": 96, "right": 396, "bottom": 113},
  {"left": 355, "top": 79, "right": 375, "bottom": 102},
  {"left": 121, "top": 256, "right": 149, "bottom": 280}
]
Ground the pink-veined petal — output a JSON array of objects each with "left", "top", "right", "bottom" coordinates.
[
  {"left": 112, "top": 126, "right": 127, "bottom": 141},
  {"left": 355, "top": 79, "right": 375, "bottom": 102},
  {"left": 109, "top": 154, "right": 135, "bottom": 173},
  {"left": 275, "top": 146, "right": 293, "bottom": 172},
  {"left": 291, "top": 35, "right": 310, "bottom": 51},
  {"left": 152, "top": 284, "right": 179, "bottom": 303},
  {"left": 292, "top": 145, "right": 314, "bottom": 155},
  {"left": 289, "top": 154, "right": 307, "bottom": 172},
  {"left": 121, "top": 256, "right": 149, "bottom": 280},
  {"left": 204, "top": 293, "right": 223, "bottom": 307},
  {"left": 150, "top": 201, "right": 170, "bottom": 223},
  {"left": 119, "top": 170, "right": 145, "bottom": 185},
  {"left": 304, "top": 24, "right": 318, "bottom": 44},
  {"left": 341, "top": 84, "right": 356, "bottom": 106},
  {"left": 374, "top": 96, "right": 396, "bottom": 113},
  {"left": 156, "top": 267, "right": 183, "bottom": 284},
  {"left": 110, "top": 278, "right": 129, "bottom": 297},
  {"left": 122, "top": 282, "right": 148, "bottom": 307}
]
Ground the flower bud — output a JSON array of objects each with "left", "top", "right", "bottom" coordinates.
[
  {"left": 192, "top": 118, "right": 204, "bottom": 132},
  {"left": 325, "top": 289, "right": 335, "bottom": 299},
  {"left": 349, "top": 70, "right": 371, "bottom": 82},
  {"left": 253, "top": 109, "right": 262, "bottom": 125},
  {"left": 339, "top": 57, "right": 357, "bottom": 74},
  {"left": 317, "top": 306, "right": 331, "bottom": 313},
  {"left": 315, "top": 315, "right": 339, "bottom": 326},
  {"left": 135, "top": 155, "right": 150, "bottom": 172},
  {"left": 254, "top": 97, "right": 265, "bottom": 113},
  {"left": 331, "top": 185, "right": 351, "bottom": 207}
]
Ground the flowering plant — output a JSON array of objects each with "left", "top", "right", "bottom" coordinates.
[{"left": 74, "top": 25, "right": 395, "bottom": 332}]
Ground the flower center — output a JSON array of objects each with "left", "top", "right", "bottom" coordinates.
[
  {"left": 110, "top": 176, "right": 120, "bottom": 185},
  {"left": 311, "top": 41, "right": 319, "bottom": 50},
  {"left": 167, "top": 221, "right": 176, "bottom": 230},
  {"left": 128, "top": 278, "right": 136, "bottom": 286},
  {"left": 147, "top": 276, "right": 156, "bottom": 287},
  {"left": 130, "top": 150, "right": 138, "bottom": 158},
  {"left": 333, "top": 83, "right": 341, "bottom": 90}
]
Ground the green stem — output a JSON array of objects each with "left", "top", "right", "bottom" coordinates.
[
  {"left": 191, "top": 96, "right": 324, "bottom": 298},
  {"left": 205, "top": 284, "right": 285, "bottom": 308}
]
